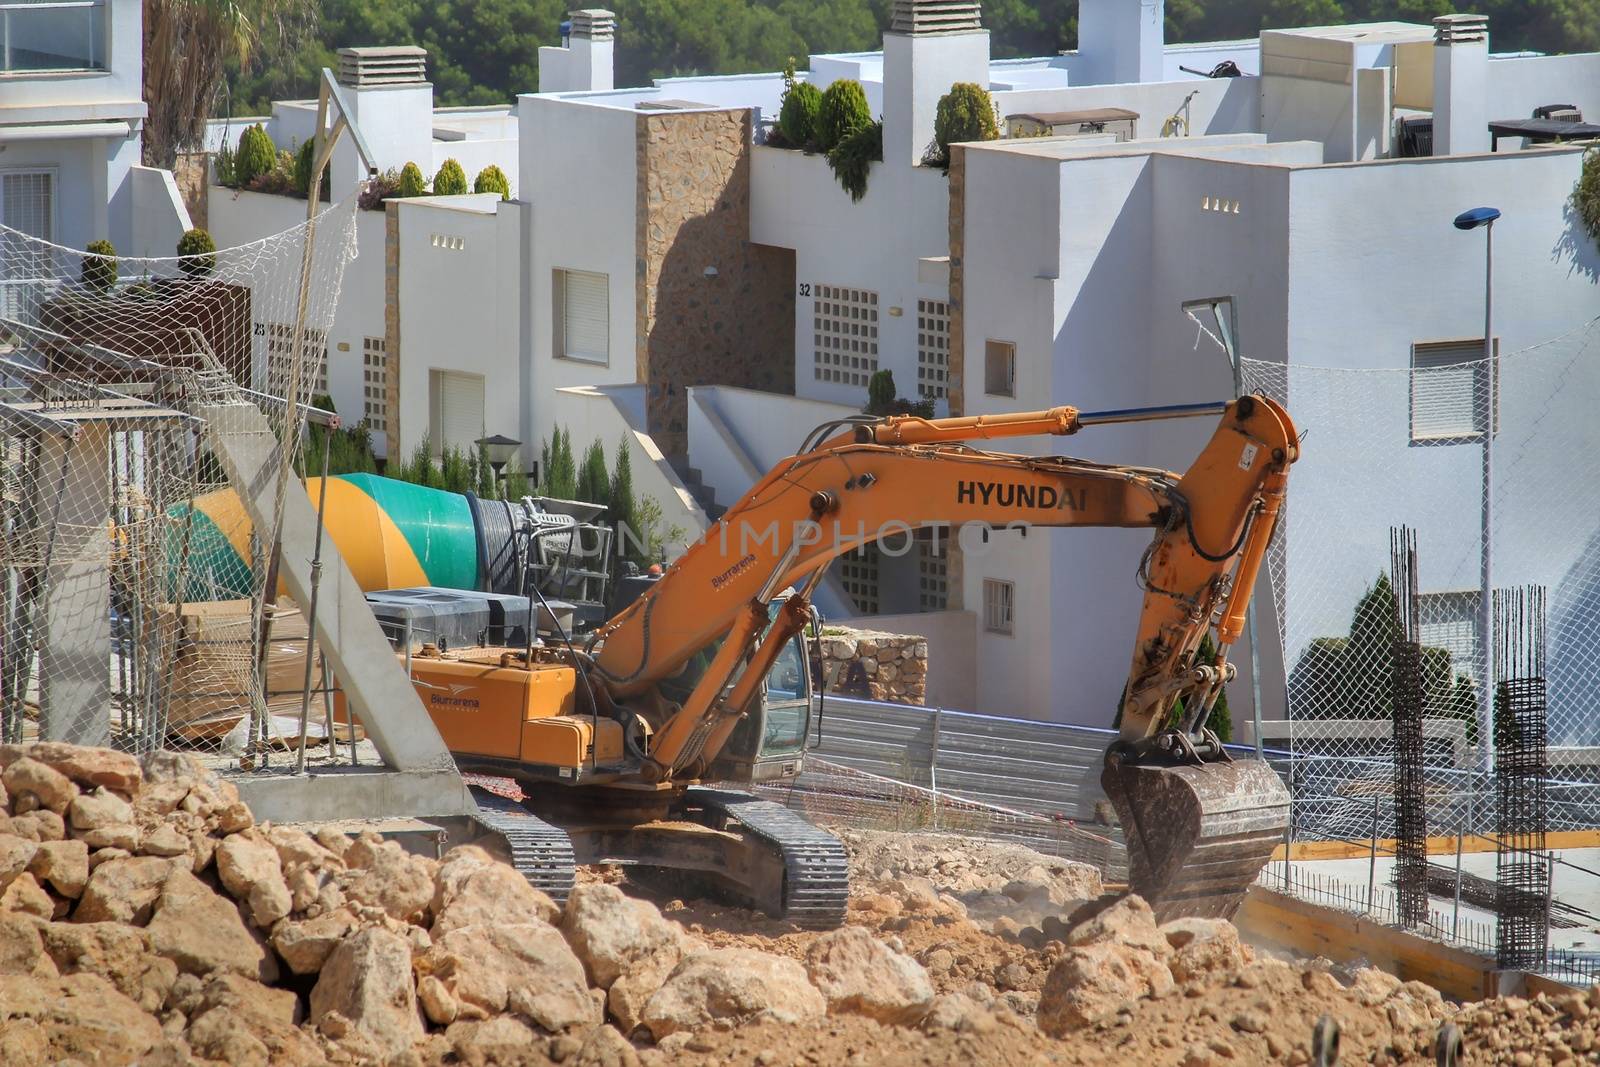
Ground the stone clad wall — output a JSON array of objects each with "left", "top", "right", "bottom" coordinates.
[
  {"left": 810, "top": 626, "right": 929, "bottom": 705},
  {"left": 635, "top": 109, "right": 795, "bottom": 457}
]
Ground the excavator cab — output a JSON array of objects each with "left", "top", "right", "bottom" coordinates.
[{"left": 705, "top": 614, "right": 814, "bottom": 784}]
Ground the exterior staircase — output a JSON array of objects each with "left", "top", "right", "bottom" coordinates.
[{"left": 667, "top": 455, "right": 727, "bottom": 522}]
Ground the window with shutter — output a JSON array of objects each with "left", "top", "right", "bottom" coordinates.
[
  {"left": 1410, "top": 338, "right": 1498, "bottom": 442},
  {"left": 431, "top": 370, "right": 485, "bottom": 454},
  {"left": 983, "top": 578, "right": 1014, "bottom": 635},
  {"left": 555, "top": 269, "right": 609, "bottom": 364},
  {"left": 1, "top": 172, "right": 54, "bottom": 240}
]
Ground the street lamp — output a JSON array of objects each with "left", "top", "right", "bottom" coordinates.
[
  {"left": 476, "top": 434, "right": 521, "bottom": 498},
  {"left": 1453, "top": 206, "right": 1499, "bottom": 769}
]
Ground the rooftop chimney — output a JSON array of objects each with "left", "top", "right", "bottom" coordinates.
[
  {"left": 337, "top": 46, "right": 428, "bottom": 88},
  {"left": 1432, "top": 14, "right": 1489, "bottom": 155},
  {"left": 539, "top": 8, "right": 616, "bottom": 93},
  {"left": 1077, "top": 0, "right": 1164, "bottom": 86},
  {"left": 882, "top": 0, "right": 990, "bottom": 168}
]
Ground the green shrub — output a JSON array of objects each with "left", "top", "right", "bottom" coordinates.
[
  {"left": 827, "top": 119, "right": 882, "bottom": 202},
  {"left": 433, "top": 158, "right": 468, "bottom": 196},
  {"left": 1574, "top": 147, "right": 1600, "bottom": 248},
  {"left": 213, "top": 142, "right": 237, "bottom": 188},
  {"left": 399, "top": 162, "right": 428, "bottom": 198},
  {"left": 778, "top": 60, "right": 824, "bottom": 149},
  {"left": 235, "top": 124, "right": 276, "bottom": 188},
  {"left": 473, "top": 164, "right": 511, "bottom": 200},
  {"left": 539, "top": 426, "right": 577, "bottom": 499},
  {"left": 175, "top": 228, "right": 217, "bottom": 277},
  {"left": 359, "top": 169, "right": 403, "bottom": 211},
  {"left": 292, "top": 140, "right": 330, "bottom": 200},
  {"left": 609, "top": 437, "right": 643, "bottom": 564},
  {"left": 930, "top": 82, "right": 998, "bottom": 169},
  {"left": 866, "top": 370, "right": 897, "bottom": 415},
  {"left": 817, "top": 79, "right": 870, "bottom": 152},
  {"left": 576, "top": 439, "right": 610, "bottom": 507},
  {"left": 81, "top": 240, "right": 118, "bottom": 293}
]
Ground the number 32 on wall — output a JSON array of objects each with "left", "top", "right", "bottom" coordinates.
[{"left": 798, "top": 283, "right": 811, "bottom": 297}]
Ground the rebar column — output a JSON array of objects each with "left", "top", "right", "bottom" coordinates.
[
  {"left": 1389, "top": 527, "right": 1429, "bottom": 927},
  {"left": 1493, "top": 585, "right": 1549, "bottom": 970}
]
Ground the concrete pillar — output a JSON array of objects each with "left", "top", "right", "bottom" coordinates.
[
  {"left": 39, "top": 426, "right": 111, "bottom": 746},
  {"left": 539, "top": 9, "right": 616, "bottom": 93},
  {"left": 882, "top": 0, "right": 990, "bottom": 168},
  {"left": 1433, "top": 14, "right": 1490, "bottom": 156},
  {"left": 1078, "top": 0, "right": 1165, "bottom": 86}
]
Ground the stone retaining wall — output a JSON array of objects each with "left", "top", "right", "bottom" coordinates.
[{"left": 809, "top": 626, "right": 928, "bottom": 705}]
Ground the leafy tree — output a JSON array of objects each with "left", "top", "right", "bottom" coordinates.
[
  {"left": 929, "top": 82, "right": 998, "bottom": 169},
  {"left": 439, "top": 444, "right": 476, "bottom": 492},
  {"left": 575, "top": 439, "right": 611, "bottom": 507},
  {"left": 81, "top": 240, "right": 118, "bottom": 293},
  {"left": 865, "top": 369, "right": 897, "bottom": 415},
  {"left": 398, "top": 162, "right": 428, "bottom": 198},
  {"left": 397, "top": 434, "right": 442, "bottom": 488},
  {"left": 1574, "top": 147, "right": 1600, "bottom": 250},
  {"left": 292, "top": 139, "right": 331, "bottom": 200},
  {"left": 817, "top": 78, "right": 870, "bottom": 152},
  {"left": 476, "top": 443, "right": 497, "bottom": 497},
  {"left": 777, "top": 58, "right": 823, "bottom": 147},
  {"left": 235, "top": 124, "right": 277, "bottom": 187},
  {"left": 298, "top": 396, "right": 379, "bottom": 476},
  {"left": 473, "top": 164, "right": 512, "bottom": 199},
  {"left": 540, "top": 426, "right": 577, "bottom": 499},
  {"left": 433, "top": 158, "right": 469, "bottom": 196},
  {"left": 176, "top": 228, "right": 217, "bottom": 277},
  {"left": 143, "top": 0, "right": 316, "bottom": 168}
]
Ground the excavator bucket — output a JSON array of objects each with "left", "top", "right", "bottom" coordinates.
[{"left": 1101, "top": 758, "right": 1290, "bottom": 921}]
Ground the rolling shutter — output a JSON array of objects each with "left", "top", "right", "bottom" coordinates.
[
  {"left": 562, "top": 270, "right": 609, "bottom": 363},
  {"left": 435, "top": 371, "right": 484, "bottom": 452}
]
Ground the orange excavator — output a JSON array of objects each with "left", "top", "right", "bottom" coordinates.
[{"left": 406, "top": 396, "right": 1298, "bottom": 924}]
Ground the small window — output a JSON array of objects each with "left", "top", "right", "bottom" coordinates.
[
  {"left": 1, "top": 171, "right": 54, "bottom": 240},
  {"left": 918, "top": 529, "right": 949, "bottom": 611},
  {"left": 262, "top": 323, "right": 328, "bottom": 399},
  {"left": 554, "top": 269, "right": 609, "bottom": 364},
  {"left": 0, "top": 1, "right": 108, "bottom": 72},
  {"left": 983, "top": 578, "right": 1014, "bottom": 635},
  {"left": 812, "top": 284, "right": 879, "bottom": 387},
  {"left": 1410, "top": 338, "right": 1499, "bottom": 442},
  {"left": 839, "top": 544, "right": 881, "bottom": 615},
  {"left": 916, "top": 298, "right": 949, "bottom": 400},
  {"left": 985, "top": 340, "right": 1015, "bottom": 397}
]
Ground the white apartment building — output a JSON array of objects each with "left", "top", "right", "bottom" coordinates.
[
  {"left": 171, "top": 2, "right": 1600, "bottom": 724},
  {"left": 0, "top": 0, "right": 189, "bottom": 263}
]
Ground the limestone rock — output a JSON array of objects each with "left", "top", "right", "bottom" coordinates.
[
  {"left": 419, "top": 973, "right": 460, "bottom": 1025},
  {"left": 561, "top": 883, "right": 684, "bottom": 988},
  {"left": 1037, "top": 939, "right": 1176, "bottom": 1034},
  {"left": 574, "top": 1024, "right": 642, "bottom": 1067},
  {"left": 310, "top": 926, "right": 424, "bottom": 1058},
  {"left": 146, "top": 866, "right": 279, "bottom": 983},
  {"left": 38, "top": 919, "right": 177, "bottom": 1012},
  {"left": 69, "top": 786, "right": 134, "bottom": 833},
  {"left": 433, "top": 844, "right": 559, "bottom": 936},
  {"left": 1066, "top": 894, "right": 1171, "bottom": 958},
  {"left": 216, "top": 831, "right": 293, "bottom": 928},
  {"left": 76, "top": 857, "right": 174, "bottom": 930},
  {"left": 263, "top": 825, "right": 341, "bottom": 873},
  {"left": 445, "top": 1015, "right": 543, "bottom": 1067},
  {"left": 1162, "top": 917, "right": 1247, "bottom": 984},
  {"left": 2, "top": 757, "right": 78, "bottom": 814},
  {"left": 1, "top": 872, "right": 56, "bottom": 918},
  {"left": 0, "top": 911, "right": 59, "bottom": 978},
  {"left": 28, "top": 839, "right": 88, "bottom": 898},
  {"left": 921, "top": 992, "right": 1000, "bottom": 1034},
  {"left": 79, "top": 822, "right": 142, "bottom": 851},
  {"left": 608, "top": 943, "right": 688, "bottom": 1035},
  {"left": 272, "top": 908, "right": 358, "bottom": 975},
  {"left": 139, "top": 824, "right": 191, "bottom": 859},
  {"left": 804, "top": 925, "right": 933, "bottom": 1024},
  {"left": 417, "top": 921, "right": 599, "bottom": 1033},
  {"left": 0, "top": 832, "right": 39, "bottom": 890},
  {"left": 642, "top": 948, "right": 826, "bottom": 1039},
  {"left": 20, "top": 742, "right": 143, "bottom": 796},
  {"left": 340, "top": 837, "right": 435, "bottom": 925},
  {"left": 0, "top": 971, "right": 163, "bottom": 1064},
  {"left": 1348, "top": 966, "right": 1403, "bottom": 1006}
]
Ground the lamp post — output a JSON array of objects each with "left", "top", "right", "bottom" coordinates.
[
  {"left": 1453, "top": 206, "right": 1499, "bottom": 770},
  {"left": 476, "top": 434, "right": 521, "bottom": 498}
]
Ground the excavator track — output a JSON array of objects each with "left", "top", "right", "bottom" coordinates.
[
  {"left": 468, "top": 785, "right": 578, "bottom": 906},
  {"left": 689, "top": 787, "right": 850, "bottom": 928}
]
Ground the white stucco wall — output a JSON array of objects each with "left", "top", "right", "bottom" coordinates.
[
  {"left": 395, "top": 195, "right": 523, "bottom": 462},
  {"left": 520, "top": 95, "right": 640, "bottom": 441},
  {"left": 126, "top": 165, "right": 191, "bottom": 258},
  {"left": 1486, "top": 53, "right": 1600, "bottom": 123},
  {"left": 993, "top": 75, "right": 1259, "bottom": 141}
]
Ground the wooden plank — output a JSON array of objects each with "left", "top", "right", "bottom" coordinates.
[{"left": 1271, "top": 829, "right": 1600, "bottom": 862}]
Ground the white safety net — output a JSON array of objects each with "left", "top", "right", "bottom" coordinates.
[
  {"left": 1241, "top": 314, "right": 1600, "bottom": 841},
  {"left": 0, "top": 194, "right": 359, "bottom": 761}
]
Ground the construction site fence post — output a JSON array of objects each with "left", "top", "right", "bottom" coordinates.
[
  {"left": 928, "top": 704, "right": 942, "bottom": 830},
  {"left": 1453, "top": 820, "right": 1465, "bottom": 940},
  {"left": 1367, "top": 795, "right": 1379, "bottom": 914}
]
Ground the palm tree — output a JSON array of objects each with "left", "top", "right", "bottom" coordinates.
[{"left": 141, "top": 0, "right": 316, "bottom": 169}]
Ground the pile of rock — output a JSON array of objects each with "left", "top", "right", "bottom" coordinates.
[
  {"left": 810, "top": 627, "right": 928, "bottom": 704},
  {"left": 0, "top": 742, "right": 966, "bottom": 1066}
]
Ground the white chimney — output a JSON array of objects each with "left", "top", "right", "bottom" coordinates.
[
  {"left": 1077, "top": 0, "right": 1164, "bottom": 86},
  {"left": 539, "top": 9, "right": 615, "bottom": 93},
  {"left": 882, "top": 0, "right": 990, "bottom": 168},
  {"left": 1432, "top": 14, "right": 1489, "bottom": 155},
  {"left": 335, "top": 47, "right": 434, "bottom": 177}
]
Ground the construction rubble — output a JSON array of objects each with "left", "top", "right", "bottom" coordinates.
[{"left": 0, "top": 743, "right": 1586, "bottom": 1066}]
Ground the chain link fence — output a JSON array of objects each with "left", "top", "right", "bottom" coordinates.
[{"left": 0, "top": 195, "right": 360, "bottom": 764}]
